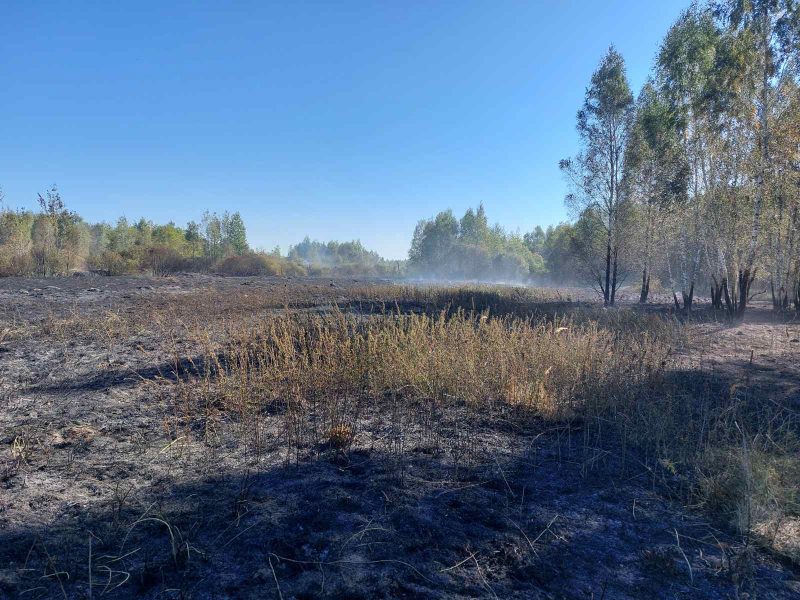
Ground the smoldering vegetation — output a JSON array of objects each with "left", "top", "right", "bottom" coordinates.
[{"left": 1, "top": 276, "right": 798, "bottom": 598}]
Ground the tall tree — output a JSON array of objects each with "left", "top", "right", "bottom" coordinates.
[
  {"left": 202, "top": 211, "right": 224, "bottom": 260},
  {"left": 768, "top": 79, "right": 800, "bottom": 308},
  {"left": 225, "top": 212, "right": 249, "bottom": 256},
  {"left": 656, "top": 5, "right": 722, "bottom": 310},
  {"left": 625, "top": 80, "right": 689, "bottom": 303},
  {"left": 560, "top": 47, "right": 635, "bottom": 306},
  {"left": 717, "top": 0, "right": 800, "bottom": 312}
]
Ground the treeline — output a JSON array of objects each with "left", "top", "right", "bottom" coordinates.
[
  {"left": 560, "top": 0, "right": 800, "bottom": 313},
  {"left": 0, "top": 187, "right": 402, "bottom": 278},
  {"left": 408, "top": 204, "right": 581, "bottom": 283},
  {"left": 0, "top": 183, "right": 583, "bottom": 283},
  {"left": 288, "top": 237, "right": 404, "bottom": 277},
  {"left": 408, "top": 204, "right": 543, "bottom": 281},
  {"left": 0, "top": 186, "right": 253, "bottom": 276}
]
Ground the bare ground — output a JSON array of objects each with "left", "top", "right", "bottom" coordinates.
[{"left": 1, "top": 275, "right": 799, "bottom": 599}]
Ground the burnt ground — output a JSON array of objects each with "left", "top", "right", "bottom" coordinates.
[{"left": 0, "top": 274, "right": 799, "bottom": 599}]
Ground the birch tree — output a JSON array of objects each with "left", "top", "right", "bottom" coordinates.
[
  {"left": 716, "top": 0, "right": 800, "bottom": 312},
  {"left": 560, "top": 47, "right": 634, "bottom": 306},
  {"left": 657, "top": 6, "right": 721, "bottom": 310},
  {"left": 625, "top": 80, "right": 689, "bottom": 303}
]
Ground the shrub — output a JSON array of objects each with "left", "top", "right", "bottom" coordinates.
[
  {"left": 283, "top": 260, "right": 308, "bottom": 277},
  {"left": 0, "top": 248, "right": 33, "bottom": 277},
  {"left": 214, "top": 253, "right": 285, "bottom": 276},
  {"left": 87, "top": 250, "right": 136, "bottom": 275},
  {"left": 144, "top": 245, "right": 186, "bottom": 276},
  {"left": 181, "top": 256, "right": 215, "bottom": 273}
]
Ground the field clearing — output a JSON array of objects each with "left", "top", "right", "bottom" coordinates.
[{"left": 1, "top": 275, "right": 799, "bottom": 599}]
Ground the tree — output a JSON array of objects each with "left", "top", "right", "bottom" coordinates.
[
  {"left": 185, "top": 221, "right": 203, "bottom": 257},
  {"left": 560, "top": 47, "right": 635, "bottom": 306},
  {"left": 625, "top": 80, "right": 689, "bottom": 303},
  {"left": 654, "top": 6, "right": 724, "bottom": 310},
  {"left": 768, "top": 79, "right": 800, "bottom": 309},
  {"left": 716, "top": 0, "right": 800, "bottom": 313},
  {"left": 408, "top": 210, "right": 459, "bottom": 278},
  {"left": 202, "top": 211, "right": 224, "bottom": 259},
  {"left": 459, "top": 203, "right": 490, "bottom": 244},
  {"left": 225, "top": 212, "right": 249, "bottom": 255},
  {"left": 0, "top": 209, "right": 34, "bottom": 276},
  {"left": 541, "top": 223, "right": 580, "bottom": 281},
  {"left": 31, "top": 185, "right": 90, "bottom": 275},
  {"left": 523, "top": 226, "right": 546, "bottom": 255},
  {"left": 409, "top": 206, "right": 545, "bottom": 281}
]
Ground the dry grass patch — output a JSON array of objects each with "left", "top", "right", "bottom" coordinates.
[
  {"left": 157, "top": 293, "right": 798, "bottom": 563},
  {"left": 165, "top": 307, "right": 673, "bottom": 459}
]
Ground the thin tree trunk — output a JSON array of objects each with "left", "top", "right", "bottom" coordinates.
[
  {"left": 640, "top": 267, "right": 650, "bottom": 303},
  {"left": 604, "top": 235, "right": 612, "bottom": 307},
  {"left": 743, "top": 18, "right": 771, "bottom": 314},
  {"left": 610, "top": 246, "right": 619, "bottom": 306}
]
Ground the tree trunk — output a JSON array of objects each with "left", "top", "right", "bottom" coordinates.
[
  {"left": 603, "top": 236, "right": 612, "bottom": 307},
  {"left": 736, "top": 269, "right": 754, "bottom": 317},
  {"left": 672, "top": 281, "right": 694, "bottom": 313},
  {"left": 711, "top": 275, "right": 724, "bottom": 309},
  {"left": 793, "top": 278, "right": 800, "bottom": 312},
  {"left": 771, "top": 281, "right": 788, "bottom": 311},
  {"left": 639, "top": 267, "right": 650, "bottom": 304},
  {"left": 722, "top": 276, "right": 733, "bottom": 314},
  {"left": 682, "top": 282, "right": 694, "bottom": 312},
  {"left": 610, "top": 246, "right": 619, "bottom": 306},
  {"left": 744, "top": 20, "right": 770, "bottom": 309}
]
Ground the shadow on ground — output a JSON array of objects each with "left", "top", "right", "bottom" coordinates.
[{"left": 2, "top": 413, "right": 797, "bottom": 599}]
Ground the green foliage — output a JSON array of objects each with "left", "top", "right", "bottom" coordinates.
[
  {"left": 289, "top": 236, "right": 401, "bottom": 277},
  {"left": 201, "top": 210, "right": 249, "bottom": 259},
  {"left": 225, "top": 212, "right": 248, "bottom": 256},
  {"left": 658, "top": 6, "right": 721, "bottom": 117},
  {"left": 539, "top": 222, "right": 582, "bottom": 282},
  {"left": 409, "top": 204, "right": 547, "bottom": 281},
  {"left": 87, "top": 249, "right": 137, "bottom": 275},
  {"left": 0, "top": 190, "right": 258, "bottom": 277},
  {"left": 214, "top": 253, "right": 289, "bottom": 277},
  {"left": 0, "top": 187, "right": 404, "bottom": 279}
]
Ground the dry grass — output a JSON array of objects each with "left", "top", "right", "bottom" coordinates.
[
  {"left": 164, "top": 308, "right": 671, "bottom": 458},
  {"left": 4, "top": 278, "right": 797, "bottom": 582},
  {"left": 148, "top": 287, "right": 798, "bottom": 563}
]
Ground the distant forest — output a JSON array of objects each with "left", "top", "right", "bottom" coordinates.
[
  {"left": 408, "top": 204, "right": 578, "bottom": 283},
  {"left": 0, "top": 186, "right": 400, "bottom": 278},
  {"left": 0, "top": 187, "right": 569, "bottom": 281}
]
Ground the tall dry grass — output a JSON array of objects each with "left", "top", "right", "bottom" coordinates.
[
  {"left": 159, "top": 292, "right": 798, "bottom": 562},
  {"left": 165, "top": 307, "right": 672, "bottom": 459}
]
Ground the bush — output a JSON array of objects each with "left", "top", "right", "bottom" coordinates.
[
  {"left": 283, "top": 261, "right": 308, "bottom": 277},
  {"left": 214, "top": 253, "right": 285, "bottom": 276},
  {"left": 144, "top": 245, "right": 186, "bottom": 276},
  {"left": 87, "top": 250, "right": 136, "bottom": 275},
  {"left": 180, "top": 256, "right": 215, "bottom": 273},
  {"left": 0, "top": 248, "right": 33, "bottom": 277}
]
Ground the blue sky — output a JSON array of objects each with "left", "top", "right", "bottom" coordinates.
[{"left": 1, "top": 1, "right": 688, "bottom": 259}]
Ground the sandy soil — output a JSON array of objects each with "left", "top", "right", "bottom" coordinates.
[{"left": 1, "top": 275, "right": 798, "bottom": 599}]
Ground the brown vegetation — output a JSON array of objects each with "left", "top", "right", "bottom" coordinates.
[{"left": 1, "top": 276, "right": 798, "bottom": 598}]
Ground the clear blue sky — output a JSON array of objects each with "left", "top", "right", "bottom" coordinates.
[{"left": 1, "top": 1, "right": 688, "bottom": 259}]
